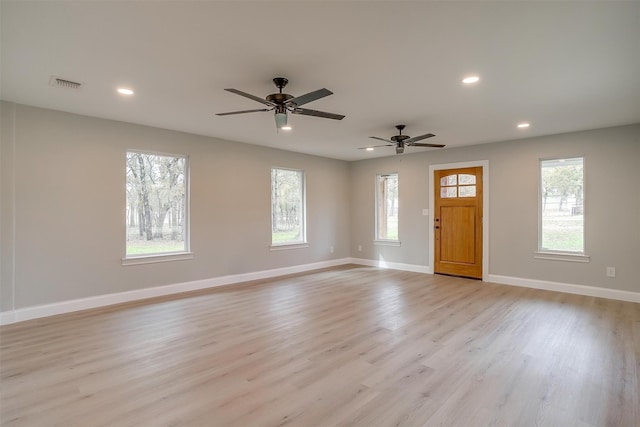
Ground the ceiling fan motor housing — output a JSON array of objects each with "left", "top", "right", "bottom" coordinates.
[
  {"left": 391, "top": 135, "right": 410, "bottom": 143},
  {"left": 266, "top": 93, "right": 293, "bottom": 104}
]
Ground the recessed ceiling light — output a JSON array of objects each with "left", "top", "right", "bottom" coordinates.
[
  {"left": 517, "top": 122, "right": 530, "bottom": 128},
  {"left": 462, "top": 76, "right": 480, "bottom": 84},
  {"left": 366, "top": 147, "right": 374, "bottom": 151},
  {"left": 281, "top": 126, "right": 292, "bottom": 131},
  {"left": 117, "top": 88, "right": 134, "bottom": 95}
]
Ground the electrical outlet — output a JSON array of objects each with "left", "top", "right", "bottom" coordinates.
[
  {"left": 358, "top": 244, "right": 362, "bottom": 252},
  {"left": 606, "top": 267, "right": 616, "bottom": 278},
  {"left": 330, "top": 246, "right": 334, "bottom": 254}
]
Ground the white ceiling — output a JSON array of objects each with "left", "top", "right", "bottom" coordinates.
[{"left": 2, "top": 1, "right": 639, "bottom": 161}]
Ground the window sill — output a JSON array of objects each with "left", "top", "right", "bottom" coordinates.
[
  {"left": 122, "top": 252, "right": 194, "bottom": 266},
  {"left": 269, "top": 243, "right": 309, "bottom": 251},
  {"left": 374, "top": 240, "right": 401, "bottom": 247},
  {"left": 534, "top": 251, "right": 590, "bottom": 263}
]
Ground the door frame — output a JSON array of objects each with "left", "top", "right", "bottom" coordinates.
[{"left": 429, "top": 160, "right": 489, "bottom": 281}]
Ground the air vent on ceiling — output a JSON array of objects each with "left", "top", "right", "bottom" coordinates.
[{"left": 49, "top": 76, "right": 82, "bottom": 90}]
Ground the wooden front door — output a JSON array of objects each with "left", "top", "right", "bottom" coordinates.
[{"left": 434, "top": 167, "right": 483, "bottom": 279}]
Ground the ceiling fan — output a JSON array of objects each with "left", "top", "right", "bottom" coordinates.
[
  {"left": 361, "top": 125, "right": 445, "bottom": 154},
  {"left": 216, "top": 77, "right": 345, "bottom": 130}
]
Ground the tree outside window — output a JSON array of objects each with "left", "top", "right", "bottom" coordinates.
[
  {"left": 126, "top": 151, "right": 188, "bottom": 256},
  {"left": 540, "top": 157, "right": 584, "bottom": 253},
  {"left": 271, "top": 168, "right": 305, "bottom": 245},
  {"left": 376, "top": 173, "right": 399, "bottom": 241}
]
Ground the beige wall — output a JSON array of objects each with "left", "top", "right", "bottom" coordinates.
[
  {"left": 1, "top": 103, "right": 16, "bottom": 311},
  {"left": 0, "top": 102, "right": 351, "bottom": 310},
  {"left": 350, "top": 124, "right": 640, "bottom": 292},
  {"left": 2, "top": 101, "right": 639, "bottom": 314}
]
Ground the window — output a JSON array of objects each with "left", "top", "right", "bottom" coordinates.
[
  {"left": 376, "top": 173, "right": 399, "bottom": 241},
  {"left": 126, "top": 151, "right": 189, "bottom": 257},
  {"left": 539, "top": 157, "right": 584, "bottom": 253},
  {"left": 271, "top": 167, "right": 306, "bottom": 246},
  {"left": 439, "top": 173, "right": 477, "bottom": 198}
]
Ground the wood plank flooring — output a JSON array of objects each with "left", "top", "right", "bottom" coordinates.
[{"left": 1, "top": 265, "right": 639, "bottom": 426}]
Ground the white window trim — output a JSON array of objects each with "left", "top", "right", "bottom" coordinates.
[
  {"left": 269, "top": 243, "right": 310, "bottom": 251},
  {"left": 124, "top": 150, "right": 191, "bottom": 261},
  {"left": 533, "top": 251, "right": 590, "bottom": 263},
  {"left": 537, "top": 156, "right": 587, "bottom": 259},
  {"left": 122, "top": 252, "right": 194, "bottom": 266},
  {"left": 375, "top": 172, "right": 399, "bottom": 243},
  {"left": 374, "top": 240, "right": 401, "bottom": 247},
  {"left": 270, "top": 167, "right": 307, "bottom": 247}
]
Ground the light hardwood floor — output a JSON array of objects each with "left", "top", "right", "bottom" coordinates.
[{"left": 1, "top": 265, "right": 639, "bottom": 426}]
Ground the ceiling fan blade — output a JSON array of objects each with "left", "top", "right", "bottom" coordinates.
[
  {"left": 216, "top": 108, "right": 270, "bottom": 116},
  {"left": 224, "top": 88, "right": 275, "bottom": 106},
  {"left": 286, "top": 88, "right": 333, "bottom": 107},
  {"left": 291, "top": 108, "right": 345, "bottom": 120},
  {"left": 369, "top": 136, "right": 395, "bottom": 144},
  {"left": 358, "top": 144, "right": 394, "bottom": 149},
  {"left": 404, "top": 133, "right": 436, "bottom": 144},
  {"left": 409, "top": 142, "right": 446, "bottom": 148}
]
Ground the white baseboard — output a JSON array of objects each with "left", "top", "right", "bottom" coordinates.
[
  {"left": 0, "top": 311, "right": 15, "bottom": 325},
  {"left": 486, "top": 274, "right": 640, "bottom": 304},
  {"left": 0, "top": 258, "right": 351, "bottom": 325},
  {"left": 3, "top": 260, "right": 637, "bottom": 326},
  {"left": 348, "top": 257, "right": 432, "bottom": 274},
  {"left": 347, "top": 261, "right": 640, "bottom": 303}
]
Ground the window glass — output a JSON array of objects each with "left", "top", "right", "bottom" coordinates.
[
  {"left": 271, "top": 168, "right": 306, "bottom": 245},
  {"left": 440, "top": 174, "right": 476, "bottom": 198},
  {"left": 540, "top": 157, "right": 584, "bottom": 253},
  {"left": 441, "top": 187, "right": 457, "bottom": 198},
  {"left": 440, "top": 175, "right": 457, "bottom": 186},
  {"left": 459, "top": 174, "right": 476, "bottom": 185},
  {"left": 376, "top": 173, "right": 399, "bottom": 241},
  {"left": 126, "top": 152, "right": 188, "bottom": 256},
  {"left": 459, "top": 186, "right": 476, "bottom": 197}
]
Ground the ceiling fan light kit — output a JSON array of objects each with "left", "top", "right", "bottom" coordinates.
[
  {"left": 217, "top": 77, "right": 345, "bottom": 131},
  {"left": 274, "top": 105, "right": 288, "bottom": 130}
]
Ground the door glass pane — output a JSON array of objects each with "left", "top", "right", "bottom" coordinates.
[
  {"left": 441, "top": 187, "right": 457, "bottom": 198},
  {"left": 458, "top": 174, "right": 476, "bottom": 185},
  {"left": 459, "top": 185, "right": 476, "bottom": 197},
  {"left": 440, "top": 175, "right": 457, "bottom": 186}
]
